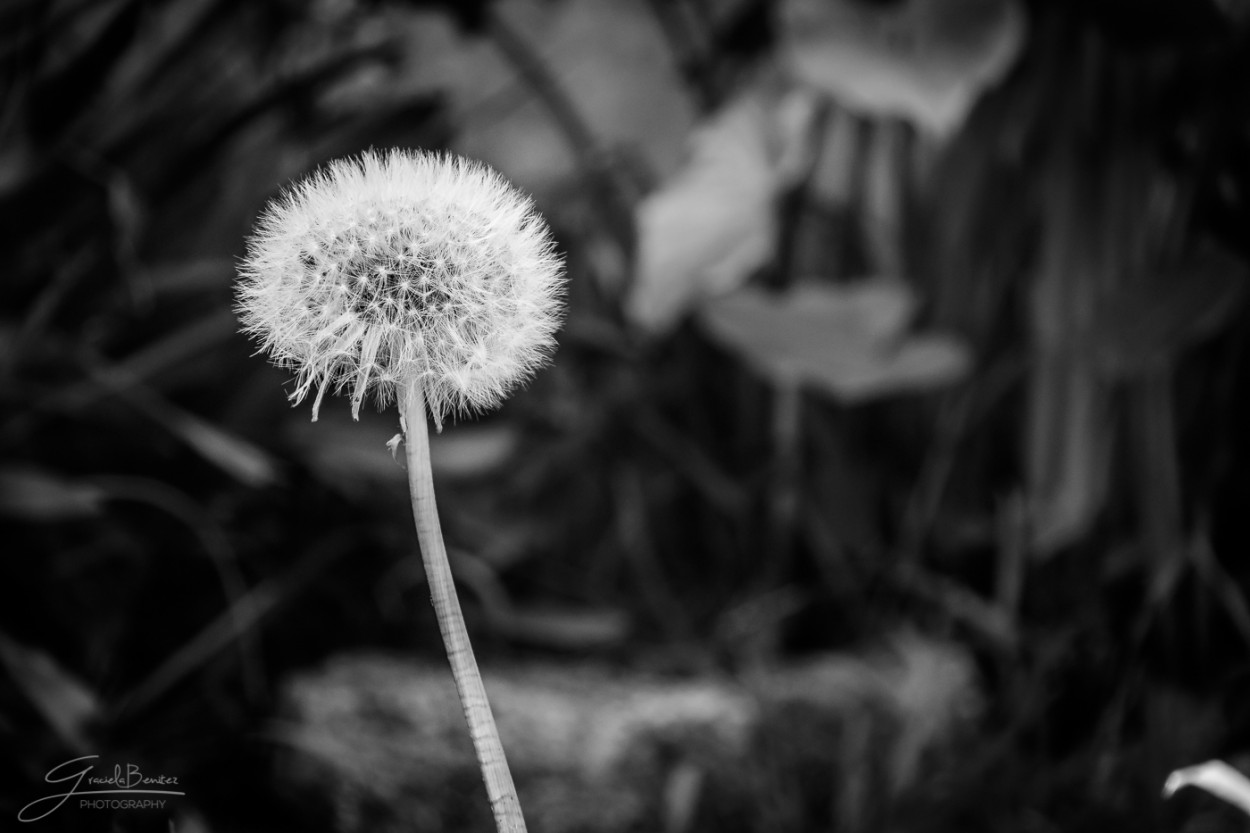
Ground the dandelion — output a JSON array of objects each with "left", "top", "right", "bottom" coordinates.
[
  {"left": 236, "top": 148, "right": 567, "bottom": 833},
  {"left": 236, "top": 148, "right": 565, "bottom": 429}
]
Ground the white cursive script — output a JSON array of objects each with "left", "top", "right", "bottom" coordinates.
[{"left": 18, "top": 755, "right": 185, "bottom": 822}]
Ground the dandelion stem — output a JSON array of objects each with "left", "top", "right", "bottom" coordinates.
[{"left": 399, "top": 380, "right": 526, "bottom": 833}]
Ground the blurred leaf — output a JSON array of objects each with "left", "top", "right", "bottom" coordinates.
[
  {"left": 1165, "top": 760, "right": 1250, "bottom": 817},
  {"left": 697, "top": 280, "right": 972, "bottom": 402},
  {"left": 0, "top": 145, "right": 34, "bottom": 199},
  {"left": 1214, "top": 0, "right": 1250, "bottom": 25},
  {"left": 103, "top": 165, "right": 145, "bottom": 274},
  {"left": 446, "top": 545, "right": 631, "bottom": 648},
  {"left": 1084, "top": 249, "right": 1248, "bottom": 377},
  {"left": 30, "top": 0, "right": 142, "bottom": 140},
  {"left": 164, "top": 408, "right": 279, "bottom": 489},
  {"left": 120, "top": 533, "right": 349, "bottom": 716},
  {"left": 0, "top": 466, "right": 104, "bottom": 520},
  {"left": 861, "top": 119, "right": 910, "bottom": 276},
  {"left": 779, "top": 0, "right": 1026, "bottom": 138},
  {"left": 167, "top": 40, "right": 402, "bottom": 185},
  {"left": 430, "top": 424, "right": 520, "bottom": 480},
  {"left": 101, "top": 0, "right": 224, "bottom": 99},
  {"left": 486, "top": 605, "right": 633, "bottom": 651},
  {"left": 1025, "top": 360, "right": 1110, "bottom": 556},
  {"left": 890, "top": 560, "right": 1017, "bottom": 647},
  {"left": 1026, "top": 163, "right": 1112, "bottom": 557},
  {"left": 287, "top": 411, "right": 405, "bottom": 496},
  {"left": 0, "top": 631, "right": 100, "bottom": 752},
  {"left": 50, "top": 309, "right": 237, "bottom": 413},
  {"left": 143, "top": 258, "right": 234, "bottom": 296},
  {"left": 626, "top": 87, "right": 819, "bottom": 333},
  {"left": 296, "top": 416, "right": 519, "bottom": 491},
  {"left": 748, "top": 631, "right": 982, "bottom": 817},
  {"left": 663, "top": 761, "right": 704, "bottom": 833},
  {"left": 103, "top": 377, "right": 280, "bottom": 488},
  {"left": 877, "top": 633, "right": 983, "bottom": 793},
  {"left": 807, "top": 105, "right": 861, "bottom": 206},
  {"left": 312, "top": 93, "right": 448, "bottom": 163},
  {"left": 423, "top": 0, "right": 693, "bottom": 193}
]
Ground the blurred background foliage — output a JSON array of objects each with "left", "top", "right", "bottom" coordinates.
[{"left": 1, "top": 0, "right": 1249, "bottom": 830}]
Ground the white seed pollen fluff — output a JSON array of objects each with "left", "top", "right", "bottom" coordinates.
[{"left": 236, "top": 149, "right": 566, "bottom": 427}]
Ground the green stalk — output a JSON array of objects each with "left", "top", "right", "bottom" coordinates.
[{"left": 399, "top": 381, "right": 526, "bottom": 833}]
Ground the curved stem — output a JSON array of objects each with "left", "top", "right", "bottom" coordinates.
[{"left": 399, "top": 381, "right": 526, "bottom": 833}]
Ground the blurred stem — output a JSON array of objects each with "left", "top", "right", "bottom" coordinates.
[
  {"left": 761, "top": 383, "right": 802, "bottom": 590},
  {"left": 485, "top": 7, "right": 634, "bottom": 257},
  {"left": 117, "top": 529, "right": 350, "bottom": 718},
  {"left": 1130, "top": 372, "right": 1183, "bottom": 566},
  {"left": 994, "top": 491, "right": 1028, "bottom": 623},
  {"left": 863, "top": 117, "right": 910, "bottom": 277},
  {"left": 486, "top": 6, "right": 596, "bottom": 162},
  {"left": 0, "top": 245, "right": 95, "bottom": 379},
  {"left": 1025, "top": 354, "right": 1110, "bottom": 555},
  {"left": 90, "top": 475, "right": 264, "bottom": 705},
  {"left": 633, "top": 409, "right": 746, "bottom": 514},
  {"left": 899, "top": 392, "right": 970, "bottom": 563},
  {"left": 40, "top": 309, "right": 236, "bottom": 413},
  {"left": 399, "top": 381, "right": 525, "bottom": 833},
  {"left": 87, "top": 366, "right": 277, "bottom": 488},
  {"left": 644, "top": 0, "right": 718, "bottom": 111},
  {"left": 770, "top": 96, "right": 833, "bottom": 290},
  {"left": 615, "top": 465, "right": 693, "bottom": 640}
]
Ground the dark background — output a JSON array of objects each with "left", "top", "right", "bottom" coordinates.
[{"left": 2, "top": 0, "right": 1249, "bottom": 831}]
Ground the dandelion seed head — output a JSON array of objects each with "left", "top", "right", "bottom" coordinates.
[{"left": 235, "top": 149, "right": 566, "bottom": 426}]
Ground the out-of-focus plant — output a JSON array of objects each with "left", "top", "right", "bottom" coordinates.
[
  {"left": 0, "top": 0, "right": 462, "bottom": 826},
  {"left": 625, "top": 84, "right": 811, "bottom": 333},
  {"left": 2, "top": 0, "right": 1249, "bottom": 829},
  {"left": 780, "top": 0, "right": 1026, "bottom": 140},
  {"left": 1165, "top": 759, "right": 1250, "bottom": 819},
  {"left": 698, "top": 280, "right": 970, "bottom": 404},
  {"left": 911, "top": 5, "right": 1250, "bottom": 665},
  {"left": 600, "top": 0, "right": 1024, "bottom": 655}
]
